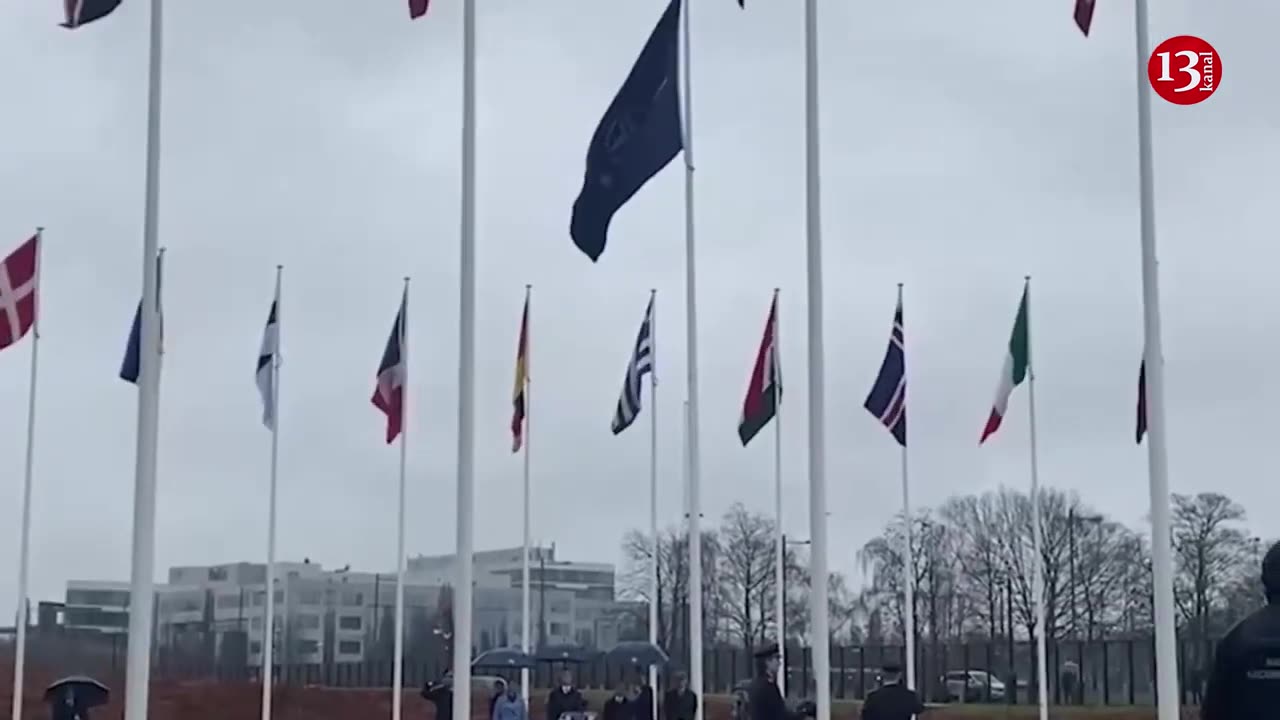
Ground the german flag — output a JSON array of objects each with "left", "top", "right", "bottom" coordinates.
[{"left": 511, "top": 289, "right": 530, "bottom": 452}]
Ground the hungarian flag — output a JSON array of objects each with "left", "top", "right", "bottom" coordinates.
[
  {"left": 0, "top": 235, "right": 39, "bottom": 352},
  {"left": 738, "top": 294, "right": 781, "bottom": 446},
  {"left": 1136, "top": 361, "right": 1147, "bottom": 444},
  {"left": 980, "top": 284, "right": 1030, "bottom": 444},
  {"left": 1074, "top": 0, "right": 1096, "bottom": 36},
  {"left": 510, "top": 290, "right": 530, "bottom": 453}
]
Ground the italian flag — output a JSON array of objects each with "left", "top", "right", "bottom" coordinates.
[{"left": 981, "top": 285, "right": 1030, "bottom": 443}]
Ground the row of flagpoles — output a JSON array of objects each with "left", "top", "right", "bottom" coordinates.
[{"left": 8, "top": 1, "right": 1181, "bottom": 720}]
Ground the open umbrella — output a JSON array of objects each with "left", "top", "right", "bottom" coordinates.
[
  {"left": 536, "top": 644, "right": 594, "bottom": 664},
  {"left": 605, "top": 641, "right": 669, "bottom": 668},
  {"left": 472, "top": 647, "right": 538, "bottom": 670},
  {"left": 44, "top": 676, "right": 110, "bottom": 709}
]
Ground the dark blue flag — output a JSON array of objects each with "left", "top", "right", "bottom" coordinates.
[
  {"left": 120, "top": 251, "right": 165, "bottom": 385},
  {"left": 864, "top": 297, "right": 906, "bottom": 446},
  {"left": 62, "top": 0, "right": 123, "bottom": 28},
  {"left": 570, "top": 0, "right": 684, "bottom": 262}
]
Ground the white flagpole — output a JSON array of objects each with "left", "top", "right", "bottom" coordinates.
[
  {"left": 124, "top": 0, "right": 166, "bottom": 716},
  {"left": 521, "top": 284, "right": 532, "bottom": 701},
  {"left": 678, "top": 3, "right": 704, "bottom": 716},
  {"left": 896, "top": 283, "right": 916, "bottom": 694},
  {"left": 647, "top": 289, "right": 660, "bottom": 719},
  {"left": 392, "top": 279, "right": 410, "bottom": 720},
  {"left": 452, "top": 0, "right": 478, "bottom": 715},
  {"left": 1132, "top": 3, "right": 1178, "bottom": 718},
  {"left": 771, "top": 289, "right": 785, "bottom": 698},
  {"left": 802, "top": 1, "right": 831, "bottom": 718},
  {"left": 10, "top": 228, "right": 44, "bottom": 720},
  {"left": 261, "top": 265, "right": 283, "bottom": 720},
  {"left": 1023, "top": 276, "right": 1048, "bottom": 720}
]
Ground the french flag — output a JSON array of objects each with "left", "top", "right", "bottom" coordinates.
[{"left": 372, "top": 290, "right": 407, "bottom": 443}]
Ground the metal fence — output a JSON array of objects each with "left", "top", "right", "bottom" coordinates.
[{"left": 10, "top": 630, "right": 1210, "bottom": 706}]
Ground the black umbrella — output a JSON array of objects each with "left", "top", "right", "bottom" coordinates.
[
  {"left": 536, "top": 644, "right": 594, "bottom": 664},
  {"left": 44, "top": 676, "right": 110, "bottom": 709},
  {"left": 472, "top": 647, "right": 538, "bottom": 670},
  {"left": 605, "top": 641, "right": 669, "bottom": 668}
]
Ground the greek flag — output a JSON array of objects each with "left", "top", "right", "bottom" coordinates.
[{"left": 611, "top": 295, "right": 655, "bottom": 434}]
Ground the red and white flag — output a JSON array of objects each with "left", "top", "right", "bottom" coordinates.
[{"left": 0, "top": 235, "right": 39, "bottom": 352}]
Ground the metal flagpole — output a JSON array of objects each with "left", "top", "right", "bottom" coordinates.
[
  {"left": 1023, "top": 276, "right": 1048, "bottom": 720},
  {"left": 647, "top": 289, "right": 659, "bottom": 720},
  {"left": 261, "top": 265, "right": 283, "bottom": 720},
  {"left": 802, "top": 2, "right": 831, "bottom": 719},
  {"left": 678, "top": 3, "right": 704, "bottom": 717},
  {"left": 1133, "top": 3, "right": 1178, "bottom": 718},
  {"left": 124, "top": 0, "right": 167, "bottom": 716},
  {"left": 10, "top": 228, "right": 43, "bottom": 720},
  {"left": 452, "top": 0, "right": 479, "bottom": 716},
  {"left": 771, "top": 288, "right": 785, "bottom": 698},
  {"left": 899, "top": 283, "right": 916, "bottom": 696},
  {"left": 521, "top": 284, "right": 532, "bottom": 701},
  {"left": 392, "top": 279, "right": 410, "bottom": 720}
]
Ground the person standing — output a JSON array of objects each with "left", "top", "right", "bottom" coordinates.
[
  {"left": 632, "top": 671, "right": 655, "bottom": 720},
  {"left": 421, "top": 676, "right": 453, "bottom": 720},
  {"left": 493, "top": 682, "right": 529, "bottom": 720},
  {"left": 602, "top": 685, "right": 631, "bottom": 720},
  {"left": 1202, "top": 540, "right": 1280, "bottom": 720},
  {"left": 748, "top": 643, "right": 812, "bottom": 720},
  {"left": 860, "top": 663, "right": 926, "bottom": 720},
  {"left": 661, "top": 671, "right": 698, "bottom": 720},
  {"left": 546, "top": 670, "right": 586, "bottom": 720},
  {"left": 491, "top": 678, "right": 508, "bottom": 719}
]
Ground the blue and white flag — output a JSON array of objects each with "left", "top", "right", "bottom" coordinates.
[
  {"left": 611, "top": 295, "right": 655, "bottom": 435},
  {"left": 256, "top": 295, "right": 280, "bottom": 429},
  {"left": 863, "top": 295, "right": 906, "bottom": 446}
]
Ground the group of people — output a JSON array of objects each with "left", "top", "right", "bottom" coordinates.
[{"left": 536, "top": 669, "right": 699, "bottom": 720}]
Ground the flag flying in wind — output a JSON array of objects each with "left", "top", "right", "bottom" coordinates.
[
  {"left": 120, "top": 251, "right": 165, "bottom": 385},
  {"left": 611, "top": 296, "right": 655, "bottom": 435},
  {"left": 980, "top": 285, "right": 1030, "bottom": 444},
  {"left": 511, "top": 293, "right": 530, "bottom": 453},
  {"left": 408, "top": 0, "right": 429, "bottom": 19},
  {"left": 1136, "top": 360, "right": 1147, "bottom": 443},
  {"left": 737, "top": 295, "right": 781, "bottom": 446},
  {"left": 0, "top": 235, "right": 39, "bottom": 353},
  {"left": 256, "top": 297, "right": 280, "bottom": 430},
  {"left": 570, "top": 0, "right": 684, "bottom": 262},
  {"left": 372, "top": 291, "right": 407, "bottom": 444},
  {"left": 864, "top": 297, "right": 906, "bottom": 446},
  {"left": 1074, "top": 0, "right": 1096, "bottom": 36},
  {"left": 62, "top": 0, "right": 122, "bottom": 28}
]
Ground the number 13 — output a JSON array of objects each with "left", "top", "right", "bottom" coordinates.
[{"left": 1155, "top": 50, "right": 1203, "bottom": 93}]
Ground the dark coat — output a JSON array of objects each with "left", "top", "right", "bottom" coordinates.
[
  {"left": 601, "top": 697, "right": 630, "bottom": 720},
  {"left": 545, "top": 686, "right": 587, "bottom": 720},
  {"left": 422, "top": 682, "right": 453, "bottom": 720},
  {"left": 661, "top": 688, "right": 698, "bottom": 720},
  {"left": 747, "top": 674, "right": 800, "bottom": 720},
  {"left": 1202, "top": 603, "right": 1280, "bottom": 720},
  {"left": 860, "top": 683, "right": 925, "bottom": 720},
  {"left": 631, "top": 686, "right": 654, "bottom": 720}
]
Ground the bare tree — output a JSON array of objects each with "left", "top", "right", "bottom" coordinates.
[
  {"left": 1171, "top": 493, "right": 1252, "bottom": 644},
  {"left": 620, "top": 525, "right": 722, "bottom": 651},
  {"left": 717, "top": 503, "right": 776, "bottom": 647}
]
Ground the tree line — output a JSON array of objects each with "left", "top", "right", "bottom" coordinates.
[{"left": 619, "top": 491, "right": 1272, "bottom": 654}]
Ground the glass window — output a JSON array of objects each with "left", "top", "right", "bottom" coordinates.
[
  {"left": 338, "top": 615, "right": 362, "bottom": 631},
  {"left": 338, "top": 640, "right": 362, "bottom": 655},
  {"left": 66, "top": 589, "right": 130, "bottom": 607},
  {"left": 295, "top": 639, "right": 320, "bottom": 655}
]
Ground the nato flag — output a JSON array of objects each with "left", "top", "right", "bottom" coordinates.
[{"left": 570, "top": 0, "right": 684, "bottom": 262}]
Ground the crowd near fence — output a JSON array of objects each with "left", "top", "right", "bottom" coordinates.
[{"left": 5, "top": 627, "right": 1215, "bottom": 707}]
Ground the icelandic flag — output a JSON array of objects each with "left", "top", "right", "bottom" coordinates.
[
  {"left": 372, "top": 290, "right": 407, "bottom": 443},
  {"left": 864, "top": 296, "right": 906, "bottom": 446}
]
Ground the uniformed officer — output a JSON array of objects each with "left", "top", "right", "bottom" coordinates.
[
  {"left": 747, "top": 643, "right": 812, "bottom": 720},
  {"left": 860, "top": 663, "right": 925, "bottom": 720},
  {"left": 1201, "top": 540, "right": 1280, "bottom": 720}
]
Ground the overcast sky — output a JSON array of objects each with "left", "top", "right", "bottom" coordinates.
[{"left": 0, "top": 1, "right": 1275, "bottom": 618}]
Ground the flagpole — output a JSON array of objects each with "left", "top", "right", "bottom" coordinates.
[
  {"left": 646, "top": 288, "right": 660, "bottom": 717},
  {"left": 1132, "top": 3, "right": 1178, "bottom": 718},
  {"left": 896, "top": 283, "right": 916, "bottom": 694},
  {"left": 124, "top": 0, "right": 166, "bottom": 716},
  {"left": 261, "top": 265, "right": 283, "bottom": 720},
  {"left": 452, "top": 0, "right": 478, "bottom": 715},
  {"left": 521, "top": 283, "right": 532, "bottom": 701},
  {"left": 9, "top": 228, "right": 43, "bottom": 720},
  {"left": 802, "top": 1, "right": 831, "bottom": 718},
  {"left": 1023, "top": 276, "right": 1048, "bottom": 720},
  {"left": 678, "top": 3, "right": 704, "bottom": 715},
  {"left": 392, "top": 278, "right": 410, "bottom": 720},
  {"left": 771, "top": 288, "right": 785, "bottom": 698}
]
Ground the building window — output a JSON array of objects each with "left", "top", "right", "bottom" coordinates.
[
  {"left": 298, "top": 591, "right": 322, "bottom": 606},
  {"left": 338, "top": 640, "right": 362, "bottom": 655},
  {"left": 296, "top": 613, "right": 320, "bottom": 630},
  {"left": 217, "top": 594, "right": 243, "bottom": 610},
  {"left": 338, "top": 615, "right": 362, "bottom": 631},
  {"left": 252, "top": 592, "right": 265, "bottom": 607},
  {"left": 251, "top": 617, "right": 262, "bottom": 630},
  {"left": 66, "top": 589, "right": 130, "bottom": 607},
  {"left": 341, "top": 591, "right": 364, "bottom": 606},
  {"left": 64, "top": 607, "right": 128, "bottom": 628},
  {"left": 549, "top": 622, "right": 569, "bottom": 637},
  {"left": 295, "top": 639, "right": 320, "bottom": 655},
  {"left": 250, "top": 641, "right": 262, "bottom": 655}
]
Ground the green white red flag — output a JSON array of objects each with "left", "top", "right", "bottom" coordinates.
[{"left": 980, "top": 284, "right": 1030, "bottom": 444}]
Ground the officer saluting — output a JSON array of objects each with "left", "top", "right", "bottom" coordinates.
[
  {"left": 747, "top": 643, "right": 812, "bottom": 720},
  {"left": 860, "top": 663, "right": 925, "bottom": 720},
  {"left": 1201, "top": 540, "right": 1280, "bottom": 720}
]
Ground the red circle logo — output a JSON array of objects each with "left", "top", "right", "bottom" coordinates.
[{"left": 1148, "top": 36, "right": 1221, "bottom": 105}]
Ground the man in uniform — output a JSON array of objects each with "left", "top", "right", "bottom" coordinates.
[
  {"left": 748, "top": 643, "right": 813, "bottom": 720},
  {"left": 860, "top": 663, "right": 925, "bottom": 720},
  {"left": 1201, "top": 540, "right": 1280, "bottom": 720}
]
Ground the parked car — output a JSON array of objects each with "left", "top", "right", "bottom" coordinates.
[{"left": 941, "top": 670, "right": 1006, "bottom": 703}]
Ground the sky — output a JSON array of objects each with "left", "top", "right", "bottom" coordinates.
[{"left": 0, "top": 1, "right": 1276, "bottom": 619}]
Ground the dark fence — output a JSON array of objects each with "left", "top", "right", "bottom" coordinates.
[{"left": 8, "top": 630, "right": 1210, "bottom": 707}]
